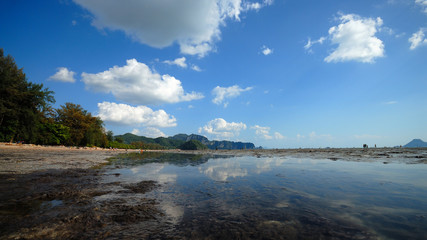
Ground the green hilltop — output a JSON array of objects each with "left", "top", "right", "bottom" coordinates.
[{"left": 114, "top": 133, "right": 256, "bottom": 150}]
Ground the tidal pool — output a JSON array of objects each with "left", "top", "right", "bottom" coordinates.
[{"left": 103, "top": 152, "right": 427, "bottom": 239}]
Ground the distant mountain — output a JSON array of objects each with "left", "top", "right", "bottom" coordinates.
[
  {"left": 170, "top": 133, "right": 255, "bottom": 150},
  {"left": 115, "top": 133, "right": 256, "bottom": 150},
  {"left": 115, "top": 133, "right": 184, "bottom": 149},
  {"left": 404, "top": 139, "right": 427, "bottom": 148}
]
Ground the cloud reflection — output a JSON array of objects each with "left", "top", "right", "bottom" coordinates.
[
  {"left": 199, "top": 159, "right": 248, "bottom": 181},
  {"left": 255, "top": 157, "right": 288, "bottom": 174},
  {"left": 130, "top": 165, "right": 177, "bottom": 184}
]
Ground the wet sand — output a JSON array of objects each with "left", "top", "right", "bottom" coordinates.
[
  {"left": 1, "top": 143, "right": 426, "bottom": 239},
  {"left": 0, "top": 143, "right": 137, "bottom": 174},
  {"left": 0, "top": 144, "right": 162, "bottom": 239}
]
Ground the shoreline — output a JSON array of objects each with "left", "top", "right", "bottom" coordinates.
[
  {"left": 0, "top": 143, "right": 132, "bottom": 174},
  {"left": 1, "top": 143, "right": 427, "bottom": 174}
]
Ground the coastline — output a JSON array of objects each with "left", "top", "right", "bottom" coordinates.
[
  {"left": 1, "top": 143, "right": 426, "bottom": 174},
  {"left": 0, "top": 143, "right": 136, "bottom": 174}
]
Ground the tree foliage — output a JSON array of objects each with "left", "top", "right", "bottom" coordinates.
[
  {"left": 0, "top": 49, "right": 55, "bottom": 143},
  {"left": 56, "top": 103, "right": 107, "bottom": 147},
  {"left": 179, "top": 140, "right": 208, "bottom": 150},
  {"left": 130, "top": 141, "right": 165, "bottom": 150},
  {"left": 0, "top": 49, "right": 108, "bottom": 147}
]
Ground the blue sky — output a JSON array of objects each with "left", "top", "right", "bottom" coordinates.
[{"left": 1, "top": 0, "right": 426, "bottom": 148}]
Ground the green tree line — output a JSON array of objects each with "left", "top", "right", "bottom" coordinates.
[{"left": 0, "top": 49, "right": 110, "bottom": 147}]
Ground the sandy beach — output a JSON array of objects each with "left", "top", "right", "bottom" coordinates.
[{"left": 0, "top": 143, "right": 137, "bottom": 174}]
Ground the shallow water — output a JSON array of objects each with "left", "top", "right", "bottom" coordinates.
[{"left": 103, "top": 152, "right": 427, "bottom": 239}]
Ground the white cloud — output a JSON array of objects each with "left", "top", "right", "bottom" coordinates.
[
  {"left": 415, "top": 0, "right": 427, "bottom": 13},
  {"left": 138, "top": 127, "right": 167, "bottom": 138},
  {"left": 304, "top": 37, "right": 326, "bottom": 52},
  {"left": 97, "top": 102, "right": 176, "bottom": 127},
  {"left": 163, "top": 57, "right": 187, "bottom": 68},
  {"left": 261, "top": 45, "right": 273, "bottom": 55},
  {"left": 212, "top": 85, "right": 252, "bottom": 107},
  {"left": 324, "top": 13, "right": 384, "bottom": 63},
  {"left": 198, "top": 118, "right": 246, "bottom": 139},
  {"left": 245, "top": 2, "right": 261, "bottom": 11},
  {"left": 48, "top": 67, "right": 76, "bottom": 83},
  {"left": 131, "top": 128, "right": 141, "bottom": 135},
  {"left": 251, "top": 125, "right": 272, "bottom": 140},
  {"left": 81, "top": 59, "right": 203, "bottom": 105},
  {"left": 252, "top": 126, "right": 284, "bottom": 140},
  {"left": 409, "top": 28, "right": 427, "bottom": 50},
  {"left": 274, "top": 132, "right": 285, "bottom": 140},
  {"left": 191, "top": 64, "right": 202, "bottom": 72},
  {"left": 73, "top": 0, "right": 272, "bottom": 57}
]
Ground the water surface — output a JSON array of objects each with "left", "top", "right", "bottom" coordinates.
[{"left": 103, "top": 152, "right": 427, "bottom": 239}]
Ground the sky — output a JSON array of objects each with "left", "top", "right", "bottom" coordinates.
[{"left": 1, "top": 0, "right": 426, "bottom": 148}]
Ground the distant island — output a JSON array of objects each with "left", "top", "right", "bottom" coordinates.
[
  {"left": 403, "top": 139, "right": 427, "bottom": 148},
  {"left": 114, "top": 133, "right": 256, "bottom": 150}
]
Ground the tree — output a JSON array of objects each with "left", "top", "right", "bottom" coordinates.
[
  {"left": 106, "top": 130, "right": 114, "bottom": 142},
  {"left": 56, "top": 103, "right": 107, "bottom": 147},
  {"left": 37, "top": 119, "right": 70, "bottom": 145},
  {"left": 115, "top": 137, "right": 124, "bottom": 144},
  {"left": 0, "top": 49, "right": 55, "bottom": 143},
  {"left": 179, "top": 140, "right": 208, "bottom": 150}
]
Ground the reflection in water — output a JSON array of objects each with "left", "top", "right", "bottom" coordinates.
[
  {"left": 255, "top": 157, "right": 289, "bottom": 174},
  {"left": 104, "top": 152, "right": 427, "bottom": 239},
  {"left": 198, "top": 158, "right": 248, "bottom": 181}
]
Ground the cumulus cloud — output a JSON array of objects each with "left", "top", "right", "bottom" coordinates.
[
  {"left": 212, "top": 85, "right": 252, "bottom": 107},
  {"left": 415, "top": 0, "right": 427, "bottom": 13},
  {"left": 131, "top": 128, "right": 141, "bottom": 135},
  {"left": 81, "top": 59, "right": 203, "bottom": 105},
  {"left": 251, "top": 125, "right": 272, "bottom": 140},
  {"left": 409, "top": 28, "right": 427, "bottom": 50},
  {"left": 97, "top": 102, "right": 176, "bottom": 127},
  {"left": 73, "top": 0, "right": 272, "bottom": 57},
  {"left": 48, "top": 67, "right": 76, "bottom": 83},
  {"left": 324, "top": 13, "right": 384, "bottom": 63},
  {"left": 163, "top": 57, "right": 187, "bottom": 68},
  {"left": 251, "top": 125, "right": 284, "bottom": 140},
  {"left": 163, "top": 57, "right": 202, "bottom": 71},
  {"left": 274, "top": 132, "right": 285, "bottom": 139},
  {"left": 261, "top": 45, "right": 273, "bottom": 55},
  {"left": 132, "top": 127, "right": 166, "bottom": 138},
  {"left": 198, "top": 118, "right": 246, "bottom": 139}
]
